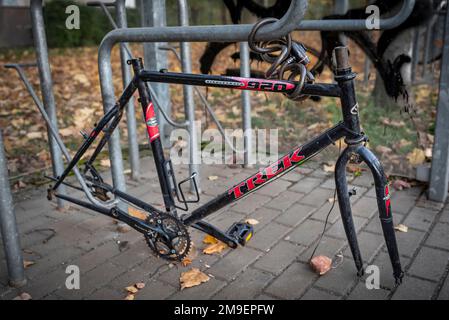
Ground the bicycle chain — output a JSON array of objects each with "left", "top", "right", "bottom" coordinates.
[{"left": 248, "top": 18, "right": 315, "bottom": 101}]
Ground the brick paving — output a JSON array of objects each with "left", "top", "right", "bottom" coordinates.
[{"left": 0, "top": 157, "right": 448, "bottom": 300}]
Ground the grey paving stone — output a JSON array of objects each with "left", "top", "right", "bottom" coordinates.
[
  {"left": 403, "top": 207, "right": 439, "bottom": 232},
  {"left": 265, "top": 190, "right": 305, "bottom": 212},
  {"left": 298, "top": 236, "right": 346, "bottom": 263},
  {"left": 56, "top": 262, "right": 126, "bottom": 299},
  {"left": 288, "top": 219, "right": 327, "bottom": 246},
  {"left": 232, "top": 193, "right": 271, "bottom": 214},
  {"left": 351, "top": 196, "right": 378, "bottom": 219},
  {"left": 392, "top": 276, "right": 436, "bottom": 300},
  {"left": 314, "top": 259, "right": 360, "bottom": 295},
  {"left": 391, "top": 192, "right": 418, "bottom": 215},
  {"left": 135, "top": 279, "right": 177, "bottom": 300},
  {"left": 256, "top": 179, "right": 292, "bottom": 197},
  {"left": 275, "top": 203, "right": 316, "bottom": 227},
  {"left": 208, "top": 246, "right": 262, "bottom": 281},
  {"left": 370, "top": 251, "right": 411, "bottom": 289},
  {"left": 254, "top": 241, "right": 305, "bottom": 274},
  {"left": 351, "top": 173, "right": 375, "bottom": 188},
  {"left": 70, "top": 240, "right": 123, "bottom": 274},
  {"left": 88, "top": 286, "right": 124, "bottom": 300},
  {"left": 439, "top": 209, "right": 449, "bottom": 224},
  {"left": 426, "top": 223, "right": 449, "bottom": 250},
  {"left": 343, "top": 231, "right": 384, "bottom": 262},
  {"left": 301, "top": 287, "right": 341, "bottom": 300},
  {"left": 247, "top": 222, "right": 291, "bottom": 252},
  {"left": 320, "top": 178, "right": 336, "bottom": 190},
  {"left": 213, "top": 268, "right": 273, "bottom": 300},
  {"left": 20, "top": 264, "right": 68, "bottom": 299},
  {"left": 300, "top": 188, "right": 335, "bottom": 208},
  {"left": 110, "top": 240, "right": 152, "bottom": 268},
  {"left": 289, "top": 177, "right": 322, "bottom": 194},
  {"left": 106, "top": 265, "right": 150, "bottom": 290},
  {"left": 280, "top": 170, "right": 304, "bottom": 182},
  {"left": 254, "top": 293, "right": 278, "bottom": 300},
  {"left": 264, "top": 262, "right": 317, "bottom": 299},
  {"left": 365, "top": 187, "right": 377, "bottom": 198},
  {"left": 347, "top": 282, "right": 390, "bottom": 300},
  {"left": 208, "top": 210, "right": 246, "bottom": 230},
  {"left": 364, "top": 213, "right": 404, "bottom": 235},
  {"left": 310, "top": 201, "right": 340, "bottom": 224},
  {"left": 408, "top": 247, "right": 449, "bottom": 282},
  {"left": 395, "top": 228, "right": 426, "bottom": 258},
  {"left": 437, "top": 275, "right": 449, "bottom": 300},
  {"left": 325, "top": 216, "right": 367, "bottom": 239},
  {"left": 169, "top": 277, "right": 226, "bottom": 300},
  {"left": 246, "top": 207, "right": 283, "bottom": 231}
]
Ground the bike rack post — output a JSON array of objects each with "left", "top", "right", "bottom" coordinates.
[
  {"left": 177, "top": 0, "right": 200, "bottom": 192},
  {"left": 0, "top": 131, "right": 26, "bottom": 288},
  {"left": 116, "top": 0, "right": 140, "bottom": 181},
  {"left": 240, "top": 41, "right": 253, "bottom": 168},
  {"left": 429, "top": 5, "right": 449, "bottom": 202},
  {"left": 30, "top": 0, "right": 66, "bottom": 209},
  {"left": 141, "top": 0, "right": 171, "bottom": 148}
]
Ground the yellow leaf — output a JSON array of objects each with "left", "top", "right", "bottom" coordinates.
[
  {"left": 100, "top": 159, "right": 111, "bottom": 167},
  {"left": 128, "top": 207, "right": 148, "bottom": 221},
  {"left": 394, "top": 224, "right": 408, "bottom": 233},
  {"left": 245, "top": 218, "right": 259, "bottom": 225},
  {"left": 407, "top": 148, "right": 426, "bottom": 166},
  {"left": 203, "top": 241, "right": 228, "bottom": 255},
  {"left": 180, "top": 268, "right": 210, "bottom": 290},
  {"left": 125, "top": 286, "right": 138, "bottom": 294},
  {"left": 202, "top": 235, "right": 218, "bottom": 245},
  {"left": 323, "top": 164, "right": 335, "bottom": 173},
  {"left": 181, "top": 258, "right": 192, "bottom": 267},
  {"left": 124, "top": 294, "right": 135, "bottom": 300},
  {"left": 26, "top": 132, "right": 44, "bottom": 140},
  {"left": 208, "top": 175, "right": 218, "bottom": 181},
  {"left": 23, "top": 260, "right": 35, "bottom": 268}
]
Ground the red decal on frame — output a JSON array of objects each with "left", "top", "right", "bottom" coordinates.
[{"left": 145, "top": 102, "right": 160, "bottom": 142}]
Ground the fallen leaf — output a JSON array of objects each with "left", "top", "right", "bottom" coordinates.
[
  {"left": 327, "top": 197, "right": 336, "bottom": 203},
  {"left": 375, "top": 145, "right": 392, "bottom": 154},
  {"left": 245, "top": 218, "right": 259, "bottom": 225},
  {"left": 394, "top": 224, "right": 408, "bottom": 233},
  {"left": 23, "top": 260, "right": 35, "bottom": 268},
  {"left": 203, "top": 241, "right": 228, "bottom": 255},
  {"left": 392, "top": 179, "right": 411, "bottom": 191},
  {"left": 310, "top": 255, "right": 332, "bottom": 276},
  {"left": 425, "top": 148, "right": 432, "bottom": 158},
  {"left": 128, "top": 207, "right": 148, "bottom": 220},
  {"left": 202, "top": 235, "right": 218, "bottom": 245},
  {"left": 180, "top": 268, "right": 210, "bottom": 290},
  {"left": 124, "top": 294, "right": 135, "bottom": 300},
  {"left": 26, "top": 132, "right": 44, "bottom": 139},
  {"left": 208, "top": 175, "right": 218, "bottom": 181},
  {"left": 13, "top": 292, "right": 32, "bottom": 300},
  {"left": 125, "top": 286, "right": 138, "bottom": 294},
  {"left": 100, "top": 159, "right": 111, "bottom": 167},
  {"left": 323, "top": 164, "right": 335, "bottom": 173},
  {"left": 181, "top": 258, "right": 192, "bottom": 267},
  {"left": 135, "top": 283, "right": 145, "bottom": 290},
  {"left": 407, "top": 148, "right": 426, "bottom": 166}
]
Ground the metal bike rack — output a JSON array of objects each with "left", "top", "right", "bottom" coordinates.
[
  {"left": 97, "top": 0, "right": 308, "bottom": 195},
  {"left": 240, "top": 41, "right": 252, "bottom": 167},
  {"left": 0, "top": 131, "right": 26, "bottom": 288},
  {"left": 429, "top": 4, "right": 449, "bottom": 202},
  {"left": 30, "top": 0, "right": 66, "bottom": 209},
  {"left": 296, "top": 0, "right": 415, "bottom": 31}
]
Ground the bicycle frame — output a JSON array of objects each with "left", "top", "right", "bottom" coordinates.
[{"left": 48, "top": 48, "right": 403, "bottom": 284}]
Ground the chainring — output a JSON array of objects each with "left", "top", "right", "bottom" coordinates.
[{"left": 144, "top": 214, "right": 191, "bottom": 261}]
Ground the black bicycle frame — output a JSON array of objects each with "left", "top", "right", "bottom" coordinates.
[{"left": 49, "top": 47, "right": 403, "bottom": 284}]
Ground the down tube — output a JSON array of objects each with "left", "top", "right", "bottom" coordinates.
[{"left": 182, "top": 122, "right": 347, "bottom": 225}]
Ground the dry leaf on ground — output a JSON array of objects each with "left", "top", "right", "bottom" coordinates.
[
  {"left": 245, "top": 218, "right": 259, "bottom": 225},
  {"left": 124, "top": 294, "right": 135, "bottom": 300},
  {"left": 323, "top": 164, "right": 335, "bottom": 173},
  {"left": 203, "top": 241, "right": 228, "bottom": 255},
  {"left": 394, "top": 224, "right": 408, "bottom": 233},
  {"left": 180, "top": 268, "right": 210, "bottom": 290},
  {"left": 125, "top": 286, "right": 139, "bottom": 294},
  {"left": 208, "top": 175, "right": 218, "bottom": 181},
  {"left": 182, "top": 257, "right": 193, "bottom": 267},
  {"left": 310, "top": 255, "right": 332, "bottom": 276},
  {"left": 128, "top": 207, "right": 148, "bottom": 220},
  {"left": 202, "top": 235, "right": 218, "bottom": 245},
  {"left": 392, "top": 179, "right": 411, "bottom": 191},
  {"left": 13, "top": 292, "right": 32, "bottom": 300},
  {"left": 407, "top": 148, "right": 426, "bottom": 166},
  {"left": 23, "top": 260, "right": 35, "bottom": 268},
  {"left": 135, "top": 283, "right": 145, "bottom": 290},
  {"left": 100, "top": 159, "right": 111, "bottom": 167}
]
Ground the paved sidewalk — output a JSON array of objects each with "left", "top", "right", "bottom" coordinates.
[{"left": 1, "top": 157, "right": 448, "bottom": 300}]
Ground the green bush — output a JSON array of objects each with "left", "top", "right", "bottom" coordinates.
[{"left": 43, "top": 0, "right": 140, "bottom": 48}]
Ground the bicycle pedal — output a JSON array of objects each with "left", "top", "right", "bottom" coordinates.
[{"left": 226, "top": 222, "right": 254, "bottom": 246}]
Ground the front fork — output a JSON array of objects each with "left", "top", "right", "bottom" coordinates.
[{"left": 335, "top": 144, "right": 404, "bottom": 285}]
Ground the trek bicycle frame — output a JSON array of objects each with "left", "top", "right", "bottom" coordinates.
[{"left": 47, "top": 47, "right": 403, "bottom": 284}]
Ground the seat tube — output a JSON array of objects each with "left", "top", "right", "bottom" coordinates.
[{"left": 131, "top": 59, "right": 175, "bottom": 212}]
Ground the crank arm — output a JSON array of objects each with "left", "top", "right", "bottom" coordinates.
[{"left": 191, "top": 220, "right": 239, "bottom": 249}]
